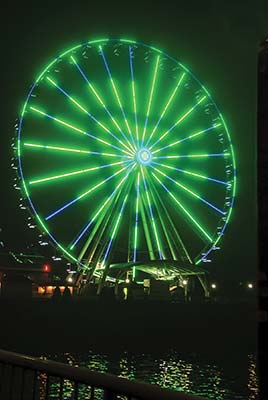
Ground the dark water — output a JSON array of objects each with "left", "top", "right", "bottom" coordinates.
[{"left": 42, "top": 349, "right": 258, "bottom": 400}]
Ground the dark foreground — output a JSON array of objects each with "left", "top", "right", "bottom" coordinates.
[{"left": 0, "top": 298, "right": 257, "bottom": 357}]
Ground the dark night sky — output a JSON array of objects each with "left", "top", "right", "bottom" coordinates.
[{"left": 1, "top": 0, "right": 267, "bottom": 281}]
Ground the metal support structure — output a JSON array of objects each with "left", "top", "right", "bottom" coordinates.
[
  {"left": 140, "top": 198, "right": 156, "bottom": 260},
  {"left": 197, "top": 274, "right": 210, "bottom": 298},
  {"left": 151, "top": 180, "right": 193, "bottom": 264}
]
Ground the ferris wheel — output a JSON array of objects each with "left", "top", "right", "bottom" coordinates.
[{"left": 17, "top": 38, "right": 236, "bottom": 283}]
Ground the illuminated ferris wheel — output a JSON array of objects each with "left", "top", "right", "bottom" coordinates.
[{"left": 17, "top": 38, "right": 236, "bottom": 284}]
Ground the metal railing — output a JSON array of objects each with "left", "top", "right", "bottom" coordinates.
[{"left": 0, "top": 349, "right": 207, "bottom": 400}]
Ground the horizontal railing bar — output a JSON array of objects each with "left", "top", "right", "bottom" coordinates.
[{"left": 0, "top": 349, "right": 207, "bottom": 400}]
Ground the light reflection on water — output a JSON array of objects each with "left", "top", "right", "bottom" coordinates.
[{"left": 41, "top": 350, "right": 258, "bottom": 400}]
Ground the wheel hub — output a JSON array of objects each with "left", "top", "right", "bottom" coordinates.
[{"left": 136, "top": 148, "right": 152, "bottom": 166}]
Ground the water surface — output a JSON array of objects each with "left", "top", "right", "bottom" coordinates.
[{"left": 43, "top": 349, "right": 258, "bottom": 400}]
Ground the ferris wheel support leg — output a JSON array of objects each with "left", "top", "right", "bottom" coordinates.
[
  {"left": 197, "top": 274, "right": 210, "bottom": 299},
  {"left": 140, "top": 198, "right": 156, "bottom": 260},
  {"left": 96, "top": 268, "right": 110, "bottom": 295},
  {"left": 149, "top": 180, "right": 178, "bottom": 260},
  {"left": 74, "top": 267, "right": 85, "bottom": 289},
  {"left": 77, "top": 189, "right": 124, "bottom": 286},
  {"left": 151, "top": 179, "right": 193, "bottom": 264}
]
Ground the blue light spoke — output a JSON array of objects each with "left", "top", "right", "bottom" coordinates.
[
  {"left": 46, "top": 76, "right": 135, "bottom": 156},
  {"left": 129, "top": 46, "right": 139, "bottom": 146},
  {"left": 149, "top": 95, "right": 207, "bottom": 150},
  {"left": 45, "top": 163, "right": 133, "bottom": 221},
  {"left": 153, "top": 153, "right": 230, "bottom": 159},
  {"left": 30, "top": 107, "right": 133, "bottom": 156},
  {"left": 24, "top": 142, "right": 131, "bottom": 158},
  {"left": 152, "top": 124, "right": 221, "bottom": 155},
  {"left": 70, "top": 56, "right": 136, "bottom": 153},
  {"left": 99, "top": 46, "right": 137, "bottom": 150},
  {"left": 70, "top": 164, "right": 135, "bottom": 249},
  {"left": 152, "top": 161, "right": 227, "bottom": 185},
  {"left": 152, "top": 166, "right": 226, "bottom": 216}
]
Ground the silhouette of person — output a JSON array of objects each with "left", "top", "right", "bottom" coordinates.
[
  {"left": 62, "top": 286, "right": 72, "bottom": 302},
  {"left": 52, "top": 286, "right": 61, "bottom": 302}
]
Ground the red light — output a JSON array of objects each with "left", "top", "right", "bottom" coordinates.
[{"left": 43, "top": 264, "right": 51, "bottom": 272}]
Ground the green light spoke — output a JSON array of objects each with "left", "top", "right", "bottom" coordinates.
[
  {"left": 139, "top": 197, "right": 155, "bottom": 259},
  {"left": 152, "top": 161, "right": 227, "bottom": 185},
  {"left": 152, "top": 123, "right": 221, "bottom": 155},
  {"left": 142, "top": 55, "right": 160, "bottom": 144},
  {"left": 100, "top": 193, "right": 129, "bottom": 268},
  {"left": 77, "top": 206, "right": 112, "bottom": 262},
  {"left": 23, "top": 143, "right": 131, "bottom": 158},
  {"left": 133, "top": 172, "right": 140, "bottom": 263},
  {"left": 141, "top": 167, "right": 163, "bottom": 259},
  {"left": 149, "top": 95, "right": 207, "bottom": 150},
  {"left": 129, "top": 46, "right": 139, "bottom": 146},
  {"left": 147, "top": 177, "right": 177, "bottom": 260},
  {"left": 46, "top": 76, "right": 135, "bottom": 156},
  {"left": 77, "top": 186, "right": 125, "bottom": 263},
  {"left": 146, "top": 72, "right": 185, "bottom": 147},
  {"left": 17, "top": 39, "right": 236, "bottom": 276},
  {"left": 151, "top": 172, "right": 213, "bottom": 242},
  {"left": 154, "top": 152, "right": 230, "bottom": 160},
  {"left": 45, "top": 163, "right": 132, "bottom": 221},
  {"left": 30, "top": 106, "right": 133, "bottom": 156},
  {"left": 152, "top": 166, "right": 226, "bottom": 215},
  {"left": 148, "top": 176, "right": 193, "bottom": 264},
  {"left": 70, "top": 55, "right": 136, "bottom": 154},
  {"left": 70, "top": 164, "right": 134, "bottom": 250},
  {"left": 29, "top": 160, "right": 127, "bottom": 185},
  {"left": 99, "top": 46, "right": 136, "bottom": 149}
]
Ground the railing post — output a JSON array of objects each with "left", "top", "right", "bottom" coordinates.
[
  {"left": 45, "top": 374, "right": 50, "bottom": 400},
  {"left": 20, "top": 368, "right": 25, "bottom": 400},
  {"left": 74, "top": 381, "right": 79, "bottom": 399},
  {"left": 32, "top": 370, "right": 38, "bottom": 400},
  {"left": 104, "top": 389, "right": 117, "bottom": 400},
  {"left": 59, "top": 377, "right": 64, "bottom": 399},
  {"left": 8, "top": 365, "right": 14, "bottom": 400}
]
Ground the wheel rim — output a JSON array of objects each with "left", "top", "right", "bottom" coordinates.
[{"left": 17, "top": 38, "right": 236, "bottom": 278}]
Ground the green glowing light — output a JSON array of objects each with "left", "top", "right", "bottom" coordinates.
[
  {"left": 133, "top": 172, "right": 140, "bottom": 262},
  {"left": 141, "top": 168, "right": 163, "bottom": 259},
  {"left": 152, "top": 123, "right": 221, "bottom": 154},
  {"left": 132, "top": 80, "right": 138, "bottom": 143},
  {"left": 150, "top": 95, "right": 207, "bottom": 149},
  {"left": 152, "top": 166, "right": 225, "bottom": 215},
  {"left": 71, "top": 55, "right": 105, "bottom": 106},
  {"left": 153, "top": 162, "right": 226, "bottom": 184},
  {"left": 147, "top": 72, "right": 185, "bottom": 146},
  {"left": 152, "top": 172, "right": 213, "bottom": 242},
  {"left": 142, "top": 55, "right": 160, "bottom": 143},
  {"left": 46, "top": 76, "right": 134, "bottom": 155},
  {"left": 70, "top": 168, "right": 131, "bottom": 250},
  {"left": 77, "top": 166, "right": 128, "bottom": 201},
  {"left": 154, "top": 153, "right": 230, "bottom": 159},
  {"left": 153, "top": 166, "right": 202, "bottom": 199},
  {"left": 70, "top": 55, "right": 136, "bottom": 153},
  {"left": 100, "top": 194, "right": 129, "bottom": 268},
  {"left": 18, "top": 38, "right": 235, "bottom": 276},
  {"left": 99, "top": 45, "right": 135, "bottom": 146},
  {"left": 47, "top": 76, "right": 89, "bottom": 114},
  {"left": 30, "top": 106, "right": 132, "bottom": 156},
  {"left": 29, "top": 161, "right": 126, "bottom": 185},
  {"left": 23, "top": 143, "right": 130, "bottom": 158}
]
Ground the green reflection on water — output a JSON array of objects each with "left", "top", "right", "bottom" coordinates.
[{"left": 36, "top": 351, "right": 258, "bottom": 400}]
